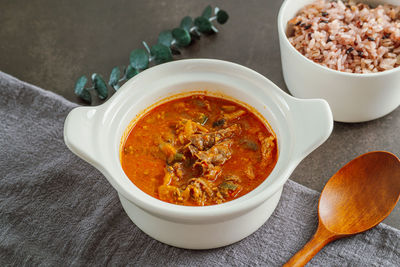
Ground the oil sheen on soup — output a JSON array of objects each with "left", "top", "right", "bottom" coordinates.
[{"left": 121, "top": 94, "right": 278, "bottom": 206}]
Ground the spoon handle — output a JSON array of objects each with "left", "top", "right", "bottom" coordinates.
[{"left": 283, "top": 223, "right": 337, "bottom": 267}]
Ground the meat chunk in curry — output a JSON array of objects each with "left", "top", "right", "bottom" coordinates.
[{"left": 121, "top": 95, "right": 278, "bottom": 206}]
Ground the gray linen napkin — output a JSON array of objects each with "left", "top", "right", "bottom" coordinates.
[{"left": 0, "top": 71, "right": 399, "bottom": 267}]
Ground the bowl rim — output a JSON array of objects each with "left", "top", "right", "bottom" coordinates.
[{"left": 277, "top": 0, "right": 400, "bottom": 78}]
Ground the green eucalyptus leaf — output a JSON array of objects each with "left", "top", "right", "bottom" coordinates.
[
  {"left": 91, "top": 73, "right": 108, "bottom": 100},
  {"left": 129, "top": 49, "right": 149, "bottom": 70},
  {"left": 109, "top": 66, "right": 121, "bottom": 86},
  {"left": 79, "top": 88, "right": 92, "bottom": 103},
  {"left": 74, "top": 75, "right": 88, "bottom": 95},
  {"left": 172, "top": 28, "right": 191, "bottom": 47},
  {"left": 216, "top": 10, "right": 229, "bottom": 24},
  {"left": 150, "top": 44, "right": 172, "bottom": 64},
  {"left": 202, "top": 5, "right": 212, "bottom": 19},
  {"left": 194, "top": 16, "right": 212, "bottom": 33},
  {"left": 180, "top": 16, "right": 193, "bottom": 31},
  {"left": 158, "top": 30, "right": 173, "bottom": 47},
  {"left": 125, "top": 65, "right": 139, "bottom": 79},
  {"left": 74, "top": 75, "right": 91, "bottom": 103}
]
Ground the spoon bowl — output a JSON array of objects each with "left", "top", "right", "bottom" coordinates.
[
  {"left": 319, "top": 151, "right": 400, "bottom": 235},
  {"left": 285, "top": 151, "right": 400, "bottom": 266}
]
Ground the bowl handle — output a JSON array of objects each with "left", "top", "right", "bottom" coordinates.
[
  {"left": 289, "top": 98, "right": 333, "bottom": 161},
  {"left": 64, "top": 107, "right": 101, "bottom": 166}
]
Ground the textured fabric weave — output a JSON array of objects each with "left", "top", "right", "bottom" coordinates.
[{"left": 0, "top": 72, "right": 399, "bottom": 266}]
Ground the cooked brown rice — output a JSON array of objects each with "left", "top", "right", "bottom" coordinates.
[{"left": 287, "top": 0, "right": 400, "bottom": 73}]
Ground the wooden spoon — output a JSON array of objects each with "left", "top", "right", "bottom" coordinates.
[{"left": 284, "top": 151, "right": 400, "bottom": 267}]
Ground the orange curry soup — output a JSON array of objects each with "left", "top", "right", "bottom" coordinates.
[{"left": 121, "top": 94, "right": 278, "bottom": 206}]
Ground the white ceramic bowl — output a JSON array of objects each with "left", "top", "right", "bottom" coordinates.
[
  {"left": 64, "top": 59, "right": 333, "bottom": 249},
  {"left": 278, "top": 0, "right": 400, "bottom": 122}
]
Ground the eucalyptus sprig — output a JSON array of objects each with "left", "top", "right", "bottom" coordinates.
[{"left": 74, "top": 5, "right": 229, "bottom": 104}]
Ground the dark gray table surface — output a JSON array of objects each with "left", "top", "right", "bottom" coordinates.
[{"left": 1, "top": 0, "right": 399, "bottom": 228}]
